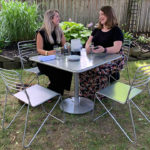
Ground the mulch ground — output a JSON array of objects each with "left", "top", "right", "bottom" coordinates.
[{"left": 0, "top": 42, "right": 18, "bottom": 58}]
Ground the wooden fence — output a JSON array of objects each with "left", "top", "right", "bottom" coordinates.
[
  {"left": 24, "top": 0, "right": 150, "bottom": 34},
  {"left": 137, "top": 0, "right": 150, "bottom": 33}
]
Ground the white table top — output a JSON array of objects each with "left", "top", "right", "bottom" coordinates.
[{"left": 30, "top": 49, "right": 122, "bottom": 73}]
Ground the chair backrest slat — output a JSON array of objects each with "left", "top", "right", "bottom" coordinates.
[
  {"left": 0, "top": 68, "right": 23, "bottom": 92},
  {"left": 20, "top": 48, "right": 36, "bottom": 51},
  {"left": 18, "top": 40, "right": 37, "bottom": 69},
  {"left": 122, "top": 39, "right": 131, "bottom": 65},
  {"left": 0, "top": 68, "right": 32, "bottom": 105},
  {"left": 125, "top": 65, "right": 150, "bottom": 102},
  {"left": 21, "top": 51, "right": 37, "bottom": 59},
  {"left": 132, "top": 65, "right": 150, "bottom": 88}
]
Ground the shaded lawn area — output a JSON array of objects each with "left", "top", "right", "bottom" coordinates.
[{"left": 0, "top": 59, "right": 150, "bottom": 150}]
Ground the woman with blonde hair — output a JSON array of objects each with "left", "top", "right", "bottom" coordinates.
[
  {"left": 36, "top": 9, "right": 72, "bottom": 95},
  {"left": 79, "top": 6, "right": 124, "bottom": 99}
]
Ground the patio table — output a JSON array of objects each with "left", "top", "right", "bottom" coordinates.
[{"left": 30, "top": 49, "right": 122, "bottom": 114}]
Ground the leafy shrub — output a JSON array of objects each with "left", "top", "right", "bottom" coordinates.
[
  {"left": 122, "top": 30, "right": 133, "bottom": 40},
  {"left": 137, "top": 36, "right": 150, "bottom": 44},
  {"left": 60, "top": 22, "right": 91, "bottom": 45},
  {"left": 0, "top": 0, "right": 39, "bottom": 43}
]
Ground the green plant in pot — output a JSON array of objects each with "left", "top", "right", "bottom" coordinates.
[
  {"left": 60, "top": 21, "right": 91, "bottom": 46},
  {"left": 0, "top": 0, "right": 40, "bottom": 47}
]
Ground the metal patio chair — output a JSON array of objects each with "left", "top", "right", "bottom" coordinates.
[
  {"left": 18, "top": 40, "right": 41, "bottom": 84},
  {"left": 122, "top": 39, "right": 132, "bottom": 84},
  {"left": 109, "top": 39, "right": 131, "bottom": 84},
  {"left": 0, "top": 68, "right": 65, "bottom": 148},
  {"left": 94, "top": 64, "right": 150, "bottom": 143}
]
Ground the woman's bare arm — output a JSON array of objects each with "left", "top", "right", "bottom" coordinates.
[
  {"left": 92, "top": 41, "right": 122, "bottom": 54},
  {"left": 85, "top": 36, "right": 93, "bottom": 54},
  {"left": 36, "top": 33, "right": 56, "bottom": 55}
]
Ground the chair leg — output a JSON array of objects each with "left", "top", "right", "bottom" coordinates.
[
  {"left": 126, "top": 64, "right": 131, "bottom": 85},
  {"left": 2, "top": 90, "right": 8, "bottom": 129},
  {"left": 91, "top": 94, "right": 96, "bottom": 119},
  {"left": 93, "top": 94, "right": 112, "bottom": 121},
  {"left": 131, "top": 100, "right": 150, "bottom": 123},
  {"left": 2, "top": 90, "right": 26, "bottom": 130},
  {"left": 93, "top": 107, "right": 112, "bottom": 122},
  {"left": 128, "top": 100, "right": 137, "bottom": 141},
  {"left": 147, "top": 83, "right": 150, "bottom": 96},
  {"left": 59, "top": 96, "right": 66, "bottom": 123},
  {"left": 41, "top": 95, "right": 65, "bottom": 123},
  {"left": 36, "top": 74, "right": 40, "bottom": 84},
  {"left": 21, "top": 70, "right": 40, "bottom": 85},
  {"left": 22, "top": 95, "right": 64, "bottom": 148},
  {"left": 27, "top": 73, "right": 39, "bottom": 85},
  {"left": 94, "top": 93, "right": 136, "bottom": 143}
]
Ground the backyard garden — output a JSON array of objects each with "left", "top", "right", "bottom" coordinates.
[{"left": 0, "top": 0, "right": 150, "bottom": 149}]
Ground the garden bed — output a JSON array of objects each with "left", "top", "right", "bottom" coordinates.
[
  {"left": 129, "top": 39, "right": 150, "bottom": 60},
  {"left": 0, "top": 43, "right": 21, "bottom": 69}
]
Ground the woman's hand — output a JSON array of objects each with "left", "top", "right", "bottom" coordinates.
[
  {"left": 92, "top": 46, "right": 104, "bottom": 53},
  {"left": 86, "top": 45, "right": 91, "bottom": 54},
  {"left": 47, "top": 50, "right": 56, "bottom": 55}
]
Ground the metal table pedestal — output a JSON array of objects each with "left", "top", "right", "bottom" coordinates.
[
  {"left": 60, "top": 73, "right": 94, "bottom": 114},
  {"left": 60, "top": 97, "right": 94, "bottom": 114}
]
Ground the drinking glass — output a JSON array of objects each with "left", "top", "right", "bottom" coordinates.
[
  {"left": 64, "top": 42, "right": 71, "bottom": 55},
  {"left": 89, "top": 43, "right": 94, "bottom": 54},
  {"left": 54, "top": 45, "right": 61, "bottom": 59}
]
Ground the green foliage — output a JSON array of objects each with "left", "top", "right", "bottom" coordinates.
[
  {"left": 122, "top": 30, "right": 133, "bottom": 40},
  {"left": 60, "top": 21, "right": 91, "bottom": 45},
  {"left": 137, "top": 36, "right": 150, "bottom": 44},
  {"left": 0, "top": 40, "right": 5, "bottom": 49},
  {"left": 0, "top": 0, "right": 39, "bottom": 43}
]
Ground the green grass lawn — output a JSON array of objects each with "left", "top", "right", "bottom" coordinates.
[{"left": 0, "top": 59, "right": 150, "bottom": 150}]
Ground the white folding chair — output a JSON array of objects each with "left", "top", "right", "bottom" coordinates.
[
  {"left": 0, "top": 68, "right": 65, "bottom": 148},
  {"left": 18, "top": 40, "right": 41, "bottom": 84},
  {"left": 94, "top": 65, "right": 150, "bottom": 143}
]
